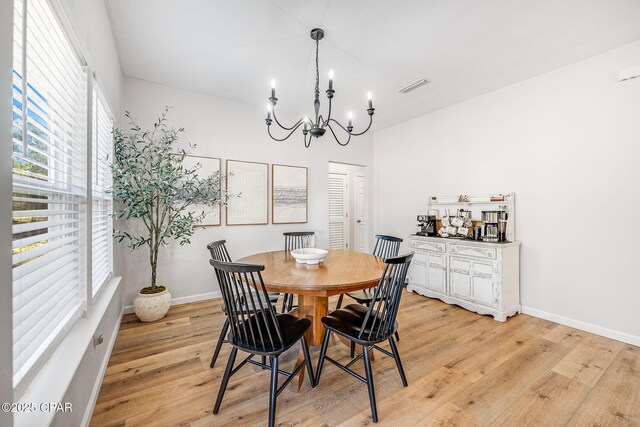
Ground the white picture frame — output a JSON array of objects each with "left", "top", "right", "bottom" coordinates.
[
  {"left": 272, "top": 164, "right": 308, "bottom": 224},
  {"left": 226, "top": 159, "right": 268, "bottom": 225}
]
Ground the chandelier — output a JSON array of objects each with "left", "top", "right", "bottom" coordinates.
[{"left": 265, "top": 28, "right": 375, "bottom": 148}]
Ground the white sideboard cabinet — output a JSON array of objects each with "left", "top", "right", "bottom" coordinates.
[{"left": 407, "top": 235, "right": 521, "bottom": 321}]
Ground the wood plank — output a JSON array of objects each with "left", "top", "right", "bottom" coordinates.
[
  {"left": 422, "top": 402, "right": 482, "bottom": 427},
  {"left": 446, "top": 320, "right": 550, "bottom": 383},
  {"left": 452, "top": 338, "right": 572, "bottom": 424},
  {"left": 542, "top": 324, "right": 588, "bottom": 348},
  {"left": 98, "top": 357, "right": 206, "bottom": 403},
  {"left": 567, "top": 345, "right": 640, "bottom": 426},
  {"left": 491, "top": 372, "right": 590, "bottom": 426},
  {"left": 552, "top": 333, "right": 624, "bottom": 387},
  {"left": 90, "top": 292, "right": 640, "bottom": 426},
  {"left": 338, "top": 367, "right": 473, "bottom": 426}
]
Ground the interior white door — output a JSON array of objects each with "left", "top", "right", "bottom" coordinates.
[
  {"left": 354, "top": 174, "right": 366, "bottom": 252},
  {"left": 328, "top": 173, "right": 349, "bottom": 250}
]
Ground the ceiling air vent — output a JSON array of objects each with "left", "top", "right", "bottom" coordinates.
[
  {"left": 618, "top": 66, "right": 640, "bottom": 82},
  {"left": 398, "top": 78, "right": 431, "bottom": 93}
]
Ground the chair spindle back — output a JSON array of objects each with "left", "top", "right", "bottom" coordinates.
[
  {"left": 210, "top": 260, "right": 284, "bottom": 351},
  {"left": 207, "top": 240, "right": 233, "bottom": 262},
  {"left": 283, "top": 231, "right": 315, "bottom": 251},
  {"left": 372, "top": 235, "right": 402, "bottom": 259},
  {"left": 358, "top": 253, "right": 413, "bottom": 342}
]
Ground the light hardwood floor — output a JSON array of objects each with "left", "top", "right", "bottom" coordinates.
[{"left": 91, "top": 291, "right": 640, "bottom": 426}]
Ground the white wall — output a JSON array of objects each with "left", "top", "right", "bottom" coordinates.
[
  {"left": 120, "top": 77, "right": 374, "bottom": 305},
  {"left": 374, "top": 41, "right": 640, "bottom": 343}
]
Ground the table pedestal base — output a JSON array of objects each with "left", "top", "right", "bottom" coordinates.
[{"left": 288, "top": 294, "right": 373, "bottom": 392}]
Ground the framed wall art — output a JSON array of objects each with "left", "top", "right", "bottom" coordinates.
[
  {"left": 226, "top": 159, "right": 269, "bottom": 225},
  {"left": 272, "top": 164, "right": 308, "bottom": 224},
  {"left": 182, "top": 155, "right": 221, "bottom": 226}
]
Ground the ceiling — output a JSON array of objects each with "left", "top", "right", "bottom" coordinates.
[{"left": 105, "top": 0, "right": 640, "bottom": 130}]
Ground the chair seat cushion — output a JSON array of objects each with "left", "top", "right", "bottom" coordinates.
[
  {"left": 322, "top": 303, "right": 397, "bottom": 344},
  {"left": 230, "top": 313, "right": 311, "bottom": 355},
  {"left": 345, "top": 287, "right": 378, "bottom": 304}
]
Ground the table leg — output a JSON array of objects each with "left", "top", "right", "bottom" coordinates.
[{"left": 289, "top": 294, "right": 328, "bottom": 392}]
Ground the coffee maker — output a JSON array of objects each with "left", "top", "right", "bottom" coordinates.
[
  {"left": 416, "top": 215, "right": 437, "bottom": 236},
  {"left": 482, "top": 211, "right": 508, "bottom": 242}
]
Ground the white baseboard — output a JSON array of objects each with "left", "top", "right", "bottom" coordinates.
[
  {"left": 81, "top": 306, "right": 123, "bottom": 427},
  {"left": 522, "top": 305, "right": 640, "bottom": 347},
  {"left": 123, "top": 290, "right": 222, "bottom": 315}
]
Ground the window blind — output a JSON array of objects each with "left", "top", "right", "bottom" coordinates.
[
  {"left": 12, "top": 0, "right": 87, "bottom": 388},
  {"left": 91, "top": 85, "right": 113, "bottom": 297}
]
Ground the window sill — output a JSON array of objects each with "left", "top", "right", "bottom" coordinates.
[{"left": 14, "top": 276, "right": 122, "bottom": 427}]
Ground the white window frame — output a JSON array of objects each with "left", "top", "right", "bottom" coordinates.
[
  {"left": 90, "top": 78, "right": 114, "bottom": 300},
  {"left": 10, "top": 0, "right": 117, "bottom": 396}
]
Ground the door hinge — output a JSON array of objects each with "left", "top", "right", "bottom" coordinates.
[
  {"left": 346, "top": 243, "right": 349, "bottom": 248},
  {"left": 345, "top": 213, "right": 348, "bottom": 218}
]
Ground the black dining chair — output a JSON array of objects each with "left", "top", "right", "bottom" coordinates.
[
  {"left": 335, "top": 235, "right": 403, "bottom": 326},
  {"left": 315, "top": 253, "right": 414, "bottom": 423},
  {"left": 206, "top": 240, "right": 280, "bottom": 368},
  {"left": 209, "top": 260, "right": 315, "bottom": 427},
  {"left": 281, "top": 231, "right": 315, "bottom": 312}
]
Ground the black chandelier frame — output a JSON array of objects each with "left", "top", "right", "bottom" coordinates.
[{"left": 266, "top": 28, "right": 375, "bottom": 148}]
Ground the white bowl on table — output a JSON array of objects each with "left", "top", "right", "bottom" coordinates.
[{"left": 290, "top": 248, "right": 328, "bottom": 265}]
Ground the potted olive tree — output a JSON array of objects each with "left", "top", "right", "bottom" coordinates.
[{"left": 112, "top": 109, "right": 223, "bottom": 322}]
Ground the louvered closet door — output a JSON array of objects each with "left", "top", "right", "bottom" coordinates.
[{"left": 328, "top": 173, "right": 348, "bottom": 250}]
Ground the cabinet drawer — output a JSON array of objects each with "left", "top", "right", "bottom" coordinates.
[
  {"left": 410, "top": 239, "right": 446, "bottom": 253},
  {"left": 450, "top": 244, "right": 496, "bottom": 260}
]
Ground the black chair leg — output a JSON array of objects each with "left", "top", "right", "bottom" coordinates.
[
  {"left": 268, "top": 356, "right": 279, "bottom": 427},
  {"left": 389, "top": 337, "right": 408, "bottom": 387},
  {"left": 314, "top": 329, "right": 331, "bottom": 386},
  {"left": 363, "top": 346, "right": 378, "bottom": 423},
  {"left": 210, "top": 318, "right": 229, "bottom": 368},
  {"left": 394, "top": 331, "right": 400, "bottom": 342},
  {"left": 213, "top": 347, "right": 237, "bottom": 414},
  {"left": 350, "top": 341, "right": 356, "bottom": 358},
  {"left": 336, "top": 294, "right": 344, "bottom": 309},
  {"left": 261, "top": 355, "right": 267, "bottom": 367},
  {"left": 287, "top": 294, "right": 295, "bottom": 311},
  {"left": 301, "top": 335, "right": 316, "bottom": 388}
]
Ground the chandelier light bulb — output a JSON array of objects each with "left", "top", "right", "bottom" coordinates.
[
  {"left": 271, "top": 79, "right": 276, "bottom": 98},
  {"left": 328, "top": 69, "right": 334, "bottom": 91},
  {"left": 348, "top": 112, "right": 353, "bottom": 128},
  {"left": 266, "top": 103, "right": 272, "bottom": 120},
  {"left": 367, "top": 91, "right": 373, "bottom": 109}
]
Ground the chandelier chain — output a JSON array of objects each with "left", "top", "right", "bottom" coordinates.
[{"left": 314, "top": 39, "right": 320, "bottom": 100}]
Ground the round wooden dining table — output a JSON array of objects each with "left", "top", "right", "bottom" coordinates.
[{"left": 236, "top": 249, "right": 385, "bottom": 391}]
